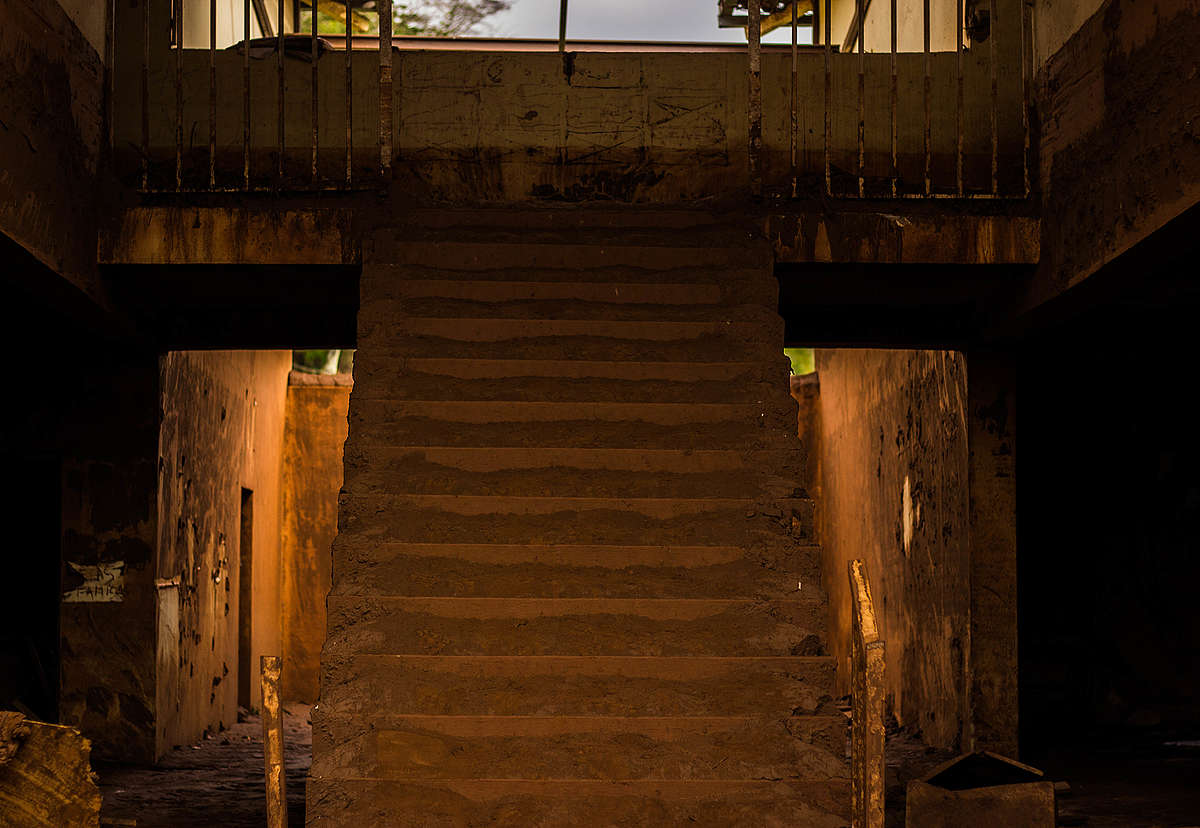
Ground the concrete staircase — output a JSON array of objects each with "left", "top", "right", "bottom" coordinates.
[{"left": 308, "top": 209, "right": 850, "bottom": 826}]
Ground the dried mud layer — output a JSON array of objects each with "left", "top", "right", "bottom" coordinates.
[{"left": 95, "top": 705, "right": 311, "bottom": 828}]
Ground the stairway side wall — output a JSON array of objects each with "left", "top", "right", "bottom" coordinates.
[{"left": 811, "top": 349, "right": 972, "bottom": 751}]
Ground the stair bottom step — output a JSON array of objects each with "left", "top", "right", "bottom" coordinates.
[{"left": 307, "top": 777, "right": 851, "bottom": 827}]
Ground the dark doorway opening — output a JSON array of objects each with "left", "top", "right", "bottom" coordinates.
[
  {"left": 238, "top": 487, "right": 254, "bottom": 711},
  {"left": 0, "top": 453, "right": 61, "bottom": 722}
]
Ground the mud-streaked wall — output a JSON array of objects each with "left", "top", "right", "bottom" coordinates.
[
  {"left": 813, "top": 349, "right": 971, "bottom": 751},
  {"left": 0, "top": 0, "right": 105, "bottom": 306},
  {"left": 58, "top": 354, "right": 162, "bottom": 763},
  {"left": 280, "top": 373, "right": 351, "bottom": 703},
  {"left": 1030, "top": 0, "right": 1200, "bottom": 310},
  {"left": 155, "top": 351, "right": 290, "bottom": 756}
]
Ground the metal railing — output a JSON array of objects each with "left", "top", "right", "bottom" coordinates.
[
  {"left": 110, "top": 0, "right": 1032, "bottom": 198},
  {"left": 744, "top": 0, "right": 1032, "bottom": 199},
  {"left": 126, "top": 0, "right": 394, "bottom": 192},
  {"left": 849, "top": 558, "right": 885, "bottom": 828}
]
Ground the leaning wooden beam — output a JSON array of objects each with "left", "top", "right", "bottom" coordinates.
[
  {"left": 849, "top": 560, "right": 885, "bottom": 828},
  {"left": 0, "top": 711, "right": 102, "bottom": 828},
  {"left": 261, "top": 656, "right": 288, "bottom": 828}
]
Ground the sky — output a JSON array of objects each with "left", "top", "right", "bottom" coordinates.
[{"left": 478, "top": 0, "right": 811, "bottom": 45}]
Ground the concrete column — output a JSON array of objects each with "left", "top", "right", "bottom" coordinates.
[{"left": 966, "top": 349, "right": 1018, "bottom": 756}]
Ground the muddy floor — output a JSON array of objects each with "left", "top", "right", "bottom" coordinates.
[{"left": 96, "top": 704, "right": 311, "bottom": 827}]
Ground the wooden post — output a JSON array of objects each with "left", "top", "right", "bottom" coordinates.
[
  {"left": 261, "top": 655, "right": 287, "bottom": 828},
  {"left": 849, "top": 559, "right": 885, "bottom": 828}
]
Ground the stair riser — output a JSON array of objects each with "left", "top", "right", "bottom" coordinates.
[
  {"left": 371, "top": 280, "right": 726, "bottom": 305},
  {"left": 351, "top": 419, "right": 799, "bottom": 450},
  {"left": 336, "top": 500, "right": 814, "bottom": 546},
  {"left": 306, "top": 778, "right": 851, "bottom": 828},
  {"left": 341, "top": 459, "right": 800, "bottom": 500},
  {"left": 382, "top": 358, "right": 776, "bottom": 382},
  {"left": 330, "top": 540, "right": 823, "bottom": 599},
  {"left": 369, "top": 242, "right": 771, "bottom": 271},
  {"left": 310, "top": 717, "right": 845, "bottom": 781},
  {"left": 318, "top": 656, "right": 836, "bottom": 717},
  {"left": 350, "top": 371, "right": 794, "bottom": 404},
  {"left": 323, "top": 598, "right": 827, "bottom": 658},
  {"left": 349, "top": 399, "right": 797, "bottom": 428},
  {"left": 358, "top": 299, "right": 782, "bottom": 325}
]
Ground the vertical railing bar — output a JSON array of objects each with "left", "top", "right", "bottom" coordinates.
[
  {"left": 824, "top": 0, "right": 832, "bottom": 196},
  {"left": 175, "top": 0, "right": 183, "bottom": 191},
  {"left": 922, "top": 0, "right": 931, "bottom": 196},
  {"left": 312, "top": 0, "right": 320, "bottom": 185},
  {"left": 989, "top": 0, "right": 999, "bottom": 194},
  {"left": 955, "top": 0, "right": 964, "bottom": 196},
  {"left": 379, "top": 0, "right": 392, "bottom": 182},
  {"left": 856, "top": 0, "right": 865, "bottom": 198},
  {"left": 790, "top": 1, "right": 798, "bottom": 198},
  {"left": 889, "top": 0, "right": 897, "bottom": 198},
  {"left": 244, "top": 0, "right": 251, "bottom": 189},
  {"left": 345, "top": 0, "right": 353, "bottom": 187},
  {"left": 1020, "top": 0, "right": 1030, "bottom": 198},
  {"left": 209, "top": 0, "right": 217, "bottom": 189},
  {"left": 747, "top": 0, "right": 762, "bottom": 198},
  {"left": 104, "top": 0, "right": 115, "bottom": 156},
  {"left": 141, "top": 0, "right": 150, "bottom": 189},
  {"left": 558, "top": 0, "right": 568, "bottom": 53},
  {"left": 277, "top": 0, "right": 285, "bottom": 187}
]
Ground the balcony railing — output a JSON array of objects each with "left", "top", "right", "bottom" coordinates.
[{"left": 106, "top": 0, "right": 1032, "bottom": 199}]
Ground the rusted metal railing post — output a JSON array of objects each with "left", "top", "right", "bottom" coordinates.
[
  {"left": 209, "top": 0, "right": 217, "bottom": 189},
  {"left": 379, "top": 0, "right": 393, "bottom": 182},
  {"left": 849, "top": 559, "right": 885, "bottom": 828},
  {"left": 261, "top": 655, "right": 287, "bottom": 828},
  {"left": 311, "top": 0, "right": 320, "bottom": 185},
  {"left": 244, "top": 0, "right": 252, "bottom": 189},
  {"left": 747, "top": 0, "right": 762, "bottom": 198},
  {"left": 175, "top": 0, "right": 183, "bottom": 190},
  {"left": 990, "top": 0, "right": 999, "bottom": 194},
  {"left": 922, "top": 0, "right": 931, "bottom": 196},
  {"left": 955, "top": 0, "right": 964, "bottom": 195},
  {"left": 889, "top": 0, "right": 897, "bottom": 197},
  {"left": 823, "top": 0, "right": 832, "bottom": 195},
  {"left": 558, "top": 0, "right": 568, "bottom": 53},
  {"left": 345, "top": 0, "right": 353, "bottom": 187},
  {"left": 277, "top": 0, "right": 285, "bottom": 187},
  {"left": 141, "top": 0, "right": 150, "bottom": 189},
  {"left": 790, "top": 0, "right": 798, "bottom": 198},
  {"left": 856, "top": 0, "right": 865, "bottom": 197}
]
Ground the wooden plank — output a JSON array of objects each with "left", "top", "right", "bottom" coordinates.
[
  {"left": 0, "top": 712, "right": 101, "bottom": 828},
  {"left": 261, "top": 657, "right": 287, "bottom": 828}
]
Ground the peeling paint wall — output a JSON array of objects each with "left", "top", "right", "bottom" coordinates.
[
  {"left": 155, "top": 351, "right": 290, "bottom": 756},
  {"left": 279, "top": 374, "right": 351, "bottom": 703},
  {"left": 813, "top": 349, "right": 971, "bottom": 750}
]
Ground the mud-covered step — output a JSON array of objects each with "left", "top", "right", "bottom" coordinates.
[
  {"left": 310, "top": 714, "right": 846, "bottom": 781},
  {"left": 322, "top": 596, "right": 828, "bottom": 658},
  {"left": 387, "top": 223, "right": 756, "bottom": 249},
  {"left": 361, "top": 332, "right": 782, "bottom": 362},
  {"left": 390, "top": 358, "right": 778, "bottom": 383},
  {"left": 361, "top": 265, "right": 779, "bottom": 306},
  {"left": 335, "top": 494, "right": 816, "bottom": 545},
  {"left": 306, "top": 777, "right": 851, "bottom": 828},
  {"left": 330, "top": 540, "right": 823, "bottom": 599},
  {"left": 369, "top": 240, "right": 771, "bottom": 271},
  {"left": 351, "top": 415, "right": 801, "bottom": 450},
  {"left": 340, "top": 447, "right": 803, "bottom": 499},
  {"left": 359, "top": 297, "right": 778, "bottom": 325},
  {"left": 349, "top": 399, "right": 797, "bottom": 432},
  {"left": 366, "top": 279, "right": 725, "bottom": 305},
  {"left": 396, "top": 206, "right": 737, "bottom": 232},
  {"left": 317, "top": 655, "right": 837, "bottom": 718},
  {"left": 350, "top": 368, "right": 795, "bottom": 405}
]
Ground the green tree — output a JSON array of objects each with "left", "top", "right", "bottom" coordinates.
[{"left": 308, "top": 0, "right": 511, "bottom": 36}]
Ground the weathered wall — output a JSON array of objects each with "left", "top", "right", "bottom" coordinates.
[
  {"left": 813, "top": 349, "right": 971, "bottom": 750},
  {"left": 0, "top": 0, "right": 106, "bottom": 306},
  {"left": 155, "top": 351, "right": 290, "bottom": 756},
  {"left": 279, "top": 373, "right": 351, "bottom": 703},
  {"left": 58, "top": 354, "right": 162, "bottom": 763},
  {"left": 1029, "top": 0, "right": 1200, "bottom": 311}
]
